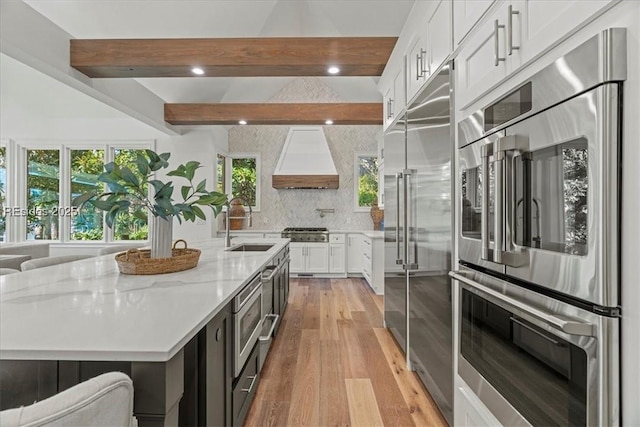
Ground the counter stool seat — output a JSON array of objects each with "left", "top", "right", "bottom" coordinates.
[{"left": 20, "top": 255, "right": 94, "bottom": 271}]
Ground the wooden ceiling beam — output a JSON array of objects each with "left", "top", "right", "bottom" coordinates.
[
  {"left": 164, "top": 103, "right": 382, "bottom": 125},
  {"left": 71, "top": 37, "right": 397, "bottom": 78}
]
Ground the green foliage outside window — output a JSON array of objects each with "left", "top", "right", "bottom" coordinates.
[
  {"left": 27, "top": 150, "right": 60, "bottom": 240},
  {"left": 231, "top": 158, "right": 256, "bottom": 206},
  {"left": 217, "top": 154, "right": 226, "bottom": 193},
  {"left": 71, "top": 149, "right": 104, "bottom": 240},
  {"left": 358, "top": 156, "right": 379, "bottom": 207}
]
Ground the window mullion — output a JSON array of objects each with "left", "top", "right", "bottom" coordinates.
[{"left": 60, "top": 146, "right": 71, "bottom": 243}]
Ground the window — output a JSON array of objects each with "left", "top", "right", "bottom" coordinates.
[
  {"left": 71, "top": 149, "right": 104, "bottom": 240},
  {"left": 27, "top": 149, "right": 60, "bottom": 240},
  {"left": 355, "top": 153, "right": 379, "bottom": 211},
  {"left": 112, "top": 149, "right": 148, "bottom": 241},
  {"left": 229, "top": 154, "right": 260, "bottom": 209},
  {"left": 2, "top": 142, "right": 151, "bottom": 243},
  {"left": 0, "top": 145, "right": 6, "bottom": 242},
  {"left": 217, "top": 153, "right": 226, "bottom": 193}
]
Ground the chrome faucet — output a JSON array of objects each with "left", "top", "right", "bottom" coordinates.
[{"left": 225, "top": 198, "right": 253, "bottom": 248}]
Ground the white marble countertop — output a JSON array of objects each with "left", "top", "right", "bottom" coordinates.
[{"left": 0, "top": 238, "right": 289, "bottom": 363}]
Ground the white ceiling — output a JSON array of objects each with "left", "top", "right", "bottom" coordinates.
[{"left": 18, "top": 0, "right": 415, "bottom": 106}]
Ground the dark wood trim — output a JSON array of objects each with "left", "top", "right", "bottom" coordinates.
[
  {"left": 164, "top": 103, "right": 382, "bottom": 125},
  {"left": 71, "top": 37, "right": 397, "bottom": 78},
  {"left": 272, "top": 175, "right": 339, "bottom": 189}
]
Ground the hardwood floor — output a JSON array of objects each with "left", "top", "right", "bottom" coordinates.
[{"left": 244, "top": 278, "right": 447, "bottom": 427}]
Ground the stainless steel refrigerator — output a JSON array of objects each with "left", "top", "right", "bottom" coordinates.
[{"left": 384, "top": 63, "right": 453, "bottom": 425}]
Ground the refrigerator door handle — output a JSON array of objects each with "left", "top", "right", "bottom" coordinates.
[
  {"left": 396, "top": 172, "right": 403, "bottom": 265},
  {"left": 403, "top": 169, "right": 418, "bottom": 270}
]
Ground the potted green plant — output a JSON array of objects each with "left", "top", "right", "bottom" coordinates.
[{"left": 72, "top": 149, "right": 229, "bottom": 259}]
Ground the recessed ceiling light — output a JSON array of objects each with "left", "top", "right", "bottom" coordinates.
[
  {"left": 238, "top": 120, "right": 247, "bottom": 125},
  {"left": 191, "top": 67, "right": 205, "bottom": 75},
  {"left": 327, "top": 66, "right": 340, "bottom": 75},
  {"left": 325, "top": 120, "right": 334, "bottom": 125}
]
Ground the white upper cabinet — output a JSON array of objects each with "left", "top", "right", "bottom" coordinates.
[
  {"left": 379, "top": 0, "right": 453, "bottom": 129},
  {"left": 515, "top": 0, "right": 618, "bottom": 64},
  {"left": 406, "top": 0, "right": 453, "bottom": 103},
  {"left": 381, "top": 63, "right": 406, "bottom": 130},
  {"left": 455, "top": 0, "right": 617, "bottom": 109},
  {"left": 407, "top": 35, "right": 428, "bottom": 103},
  {"left": 427, "top": 0, "right": 453, "bottom": 77},
  {"left": 456, "top": 2, "right": 511, "bottom": 109},
  {"left": 454, "top": 0, "right": 496, "bottom": 46}
]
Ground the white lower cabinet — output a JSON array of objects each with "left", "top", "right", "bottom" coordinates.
[
  {"left": 361, "top": 236, "right": 384, "bottom": 295},
  {"left": 290, "top": 243, "right": 329, "bottom": 274},
  {"left": 455, "top": 382, "right": 502, "bottom": 426},
  {"left": 329, "top": 244, "right": 346, "bottom": 273},
  {"left": 329, "top": 234, "right": 346, "bottom": 274},
  {"left": 346, "top": 234, "right": 364, "bottom": 273},
  {"left": 289, "top": 244, "right": 305, "bottom": 272}
]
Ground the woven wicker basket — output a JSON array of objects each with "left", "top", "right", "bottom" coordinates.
[{"left": 115, "top": 239, "right": 201, "bottom": 275}]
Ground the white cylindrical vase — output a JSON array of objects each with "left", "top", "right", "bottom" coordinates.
[{"left": 151, "top": 217, "right": 173, "bottom": 258}]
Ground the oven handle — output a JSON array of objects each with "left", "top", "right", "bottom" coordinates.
[
  {"left": 494, "top": 149, "right": 504, "bottom": 264},
  {"left": 510, "top": 317, "right": 563, "bottom": 346},
  {"left": 449, "top": 271, "right": 594, "bottom": 336},
  {"left": 495, "top": 135, "right": 529, "bottom": 264},
  {"left": 235, "top": 275, "right": 262, "bottom": 311},
  {"left": 481, "top": 143, "right": 492, "bottom": 261},
  {"left": 259, "top": 314, "right": 279, "bottom": 341},
  {"left": 261, "top": 267, "right": 278, "bottom": 283}
]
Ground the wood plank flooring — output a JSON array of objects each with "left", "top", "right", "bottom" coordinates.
[{"left": 244, "top": 278, "right": 447, "bottom": 427}]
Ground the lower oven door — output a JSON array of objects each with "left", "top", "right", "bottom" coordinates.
[
  {"left": 451, "top": 269, "right": 619, "bottom": 426},
  {"left": 234, "top": 283, "right": 263, "bottom": 378}
]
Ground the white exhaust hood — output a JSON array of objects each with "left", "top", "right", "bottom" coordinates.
[{"left": 272, "top": 127, "right": 339, "bottom": 189}]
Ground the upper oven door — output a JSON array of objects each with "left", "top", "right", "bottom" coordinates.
[
  {"left": 500, "top": 83, "right": 620, "bottom": 307},
  {"left": 459, "top": 131, "right": 506, "bottom": 274}
]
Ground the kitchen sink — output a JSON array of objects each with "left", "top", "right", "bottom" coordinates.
[{"left": 227, "top": 244, "right": 274, "bottom": 252}]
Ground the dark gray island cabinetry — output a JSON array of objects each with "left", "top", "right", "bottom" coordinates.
[{"left": 0, "top": 238, "right": 290, "bottom": 426}]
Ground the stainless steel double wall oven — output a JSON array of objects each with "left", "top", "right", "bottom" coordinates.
[{"left": 453, "top": 28, "right": 625, "bottom": 426}]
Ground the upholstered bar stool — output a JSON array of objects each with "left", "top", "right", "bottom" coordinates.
[
  {"left": 20, "top": 255, "right": 94, "bottom": 271},
  {"left": 0, "top": 372, "right": 136, "bottom": 427}
]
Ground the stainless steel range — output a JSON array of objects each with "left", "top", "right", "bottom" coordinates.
[{"left": 281, "top": 227, "right": 329, "bottom": 242}]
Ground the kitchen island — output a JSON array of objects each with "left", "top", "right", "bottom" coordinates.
[{"left": 0, "top": 238, "right": 290, "bottom": 426}]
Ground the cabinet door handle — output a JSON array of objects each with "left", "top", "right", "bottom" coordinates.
[
  {"left": 388, "top": 99, "right": 394, "bottom": 119},
  {"left": 420, "top": 48, "right": 428, "bottom": 77},
  {"left": 215, "top": 327, "right": 222, "bottom": 342},
  {"left": 494, "top": 20, "right": 506, "bottom": 67},
  {"left": 508, "top": 5, "right": 520, "bottom": 56}
]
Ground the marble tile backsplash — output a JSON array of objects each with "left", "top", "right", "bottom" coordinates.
[{"left": 228, "top": 77, "right": 381, "bottom": 231}]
